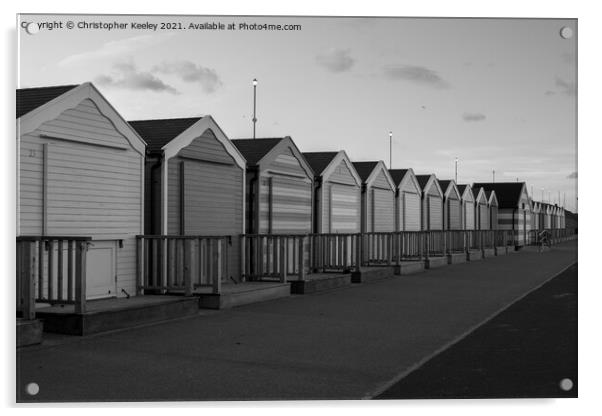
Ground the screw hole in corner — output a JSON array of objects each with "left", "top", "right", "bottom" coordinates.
[{"left": 559, "top": 378, "right": 574, "bottom": 391}]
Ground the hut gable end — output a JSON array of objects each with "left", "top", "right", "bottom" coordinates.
[
  {"left": 177, "top": 129, "right": 235, "bottom": 165},
  {"left": 264, "top": 146, "right": 310, "bottom": 180},
  {"left": 33, "top": 98, "right": 132, "bottom": 151},
  {"left": 328, "top": 159, "right": 357, "bottom": 186}
]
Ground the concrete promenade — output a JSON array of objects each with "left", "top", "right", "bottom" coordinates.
[{"left": 17, "top": 241, "right": 577, "bottom": 402}]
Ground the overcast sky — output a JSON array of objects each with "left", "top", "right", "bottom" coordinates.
[{"left": 19, "top": 15, "right": 577, "bottom": 211}]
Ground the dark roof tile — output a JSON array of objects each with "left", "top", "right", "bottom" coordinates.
[
  {"left": 16, "top": 84, "right": 79, "bottom": 118},
  {"left": 302, "top": 152, "right": 339, "bottom": 176},
  {"left": 231, "top": 138, "right": 285, "bottom": 166},
  {"left": 472, "top": 182, "right": 525, "bottom": 209},
  {"left": 415, "top": 174, "right": 433, "bottom": 190},
  {"left": 388, "top": 169, "right": 409, "bottom": 186},
  {"left": 129, "top": 117, "right": 202, "bottom": 153},
  {"left": 352, "top": 161, "right": 379, "bottom": 182}
]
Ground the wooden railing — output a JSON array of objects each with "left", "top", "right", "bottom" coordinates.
[
  {"left": 446, "top": 230, "right": 467, "bottom": 253},
  {"left": 528, "top": 228, "right": 577, "bottom": 246},
  {"left": 240, "top": 234, "right": 310, "bottom": 281},
  {"left": 308, "top": 233, "right": 359, "bottom": 272},
  {"left": 241, "top": 230, "right": 516, "bottom": 280},
  {"left": 136, "top": 235, "right": 230, "bottom": 295},
  {"left": 16, "top": 236, "right": 91, "bottom": 318}
]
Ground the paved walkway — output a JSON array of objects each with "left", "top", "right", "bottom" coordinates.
[{"left": 17, "top": 241, "right": 577, "bottom": 402}]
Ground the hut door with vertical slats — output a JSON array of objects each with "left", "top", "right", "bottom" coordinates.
[
  {"left": 428, "top": 195, "right": 443, "bottom": 230},
  {"left": 269, "top": 175, "right": 312, "bottom": 234},
  {"left": 329, "top": 184, "right": 360, "bottom": 233},
  {"left": 448, "top": 198, "right": 461, "bottom": 230},
  {"left": 402, "top": 191, "right": 421, "bottom": 231},
  {"left": 372, "top": 188, "right": 395, "bottom": 232}
]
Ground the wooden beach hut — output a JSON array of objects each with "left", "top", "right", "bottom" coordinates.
[
  {"left": 415, "top": 174, "right": 444, "bottom": 231},
  {"left": 486, "top": 190, "right": 499, "bottom": 230},
  {"left": 389, "top": 168, "right": 422, "bottom": 232},
  {"left": 472, "top": 182, "right": 532, "bottom": 246},
  {"left": 232, "top": 137, "right": 314, "bottom": 235},
  {"left": 129, "top": 116, "right": 246, "bottom": 283},
  {"left": 303, "top": 151, "right": 361, "bottom": 234},
  {"left": 474, "top": 186, "right": 490, "bottom": 230},
  {"left": 533, "top": 201, "right": 543, "bottom": 231},
  {"left": 17, "top": 82, "right": 146, "bottom": 300},
  {"left": 352, "top": 161, "right": 396, "bottom": 233},
  {"left": 438, "top": 180, "right": 462, "bottom": 230},
  {"left": 457, "top": 184, "right": 476, "bottom": 230},
  {"left": 544, "top": 203, "right": 552, "bottom": 229}
]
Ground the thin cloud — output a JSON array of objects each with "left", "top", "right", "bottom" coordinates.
[
  {"left": 94, "top": 61, "right": 178, "bottom": 94},
  {"left": 555, "top": 77, "right": 576, "bottom": 96},
  {"left": 567, "top": 172, "right": 577, "bottom": 179},
  {"left": 153, "top": 61, "right": 222, "bottom": 93},
  {"left": 383, "top": 65, "right": 450, "bottom": 88},
  {"left": 58, "top": 34, "right": 171, "bottom": 67},
  {"left": 462, "top": 112, "right": 486, "bottom": 122},
  {"left": 316, "top": 49, "right": 355, "bottom": 73}
]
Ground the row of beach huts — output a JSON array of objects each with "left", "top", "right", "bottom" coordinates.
[{"left": 16, "top": 82, "right": 571, "bottom": 316}]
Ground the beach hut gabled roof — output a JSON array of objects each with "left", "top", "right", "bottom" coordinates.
[{"left": 472, "top": 182, "right": 528, "bottom": 209}]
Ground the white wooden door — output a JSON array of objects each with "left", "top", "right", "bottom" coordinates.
[{"left": 86, "top": 240, "right": 116, "bottom": 299}]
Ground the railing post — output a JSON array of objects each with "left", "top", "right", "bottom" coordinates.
[
  {"left": 212, "top": 239, "right": 221, "bottom": 294},
  {"left": 240, "top": 235, "right": 246, "bottom": 282},
  {"left": 424, "top": 232, "right": 430, "bottom": 261},
  {"left": 443, "top": 231, "right": 448, "bottom": 256},
  {"left": 74, "top": 240, "right": 87, "bottom": 314},
  {"left": 184, "top": 238, "right": 194, "bottom": 296},
  {"left": 279, "top": 237, "right": 287, "bottom": 283},
  {"left": 355, "top": 234, "right": 362, "bottom": 272},
  {"left": 343, "top": 235, "right": 349, "bottom": 272},
  {"left": 136, "top": 237, "right": 144, "bottom": 295},
  {"left": 18, "top": 241, "right": 37, "bottom": 320},
  {"left": 298, "top": 236, "right": 306, "bottom": 281}
]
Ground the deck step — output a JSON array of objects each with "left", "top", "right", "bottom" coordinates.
[
  {"left": 290, "top": 273, "right": 352, "bottom": 294},
  {"left": 447, "top": 252, "right": 467, "bottom": 265},
  {"left": 495, "top": 246, "right": 508, "bottom": 255},
  {"left": 198, "top": 282, "right": 290, "bottom": 309},
  {"left": 351, "top": 267, "right": 396, "bottom": 283},
  {"left": 17, "top": 318, "right": 43, "bottom": 347},
  {"left": 394, "top": 261, "right": 425, "bottom": 275},
  {"left": 425, "top": 256, "right": 448, "bottom": 269},
  {"left": 36, "top": 297, "right": 200, "bottom": 336},
  {"left": 467, "top": 250, "right": 483, "bottom": 261},
  {"left": 482, "top": 248, "right": 496, "bottom": 258}
]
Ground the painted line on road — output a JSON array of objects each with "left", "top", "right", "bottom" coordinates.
[{"left": 363, "top": 259, "right": 577, "bottom": 399}]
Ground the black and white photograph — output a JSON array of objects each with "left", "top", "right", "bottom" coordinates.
[{"left": 9, "top": 2, "right": 588, "bottom": 409}]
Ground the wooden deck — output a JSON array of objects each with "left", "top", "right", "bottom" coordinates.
[{"left": 35, "top": 295, "right": 200, "bottom": 336}]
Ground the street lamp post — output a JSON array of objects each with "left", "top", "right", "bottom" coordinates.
[
  {"left": 492, "top": 169, "right": 495, "bottom": 183},
  {"left": 252, "top": 78, "right": 258, "bottom": 139},
  {"left": 454, "top": 157, "right": 458, "bottom": 182},
  {"left": 389, "top": 131, "right": 393, "bottom": 169}
]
